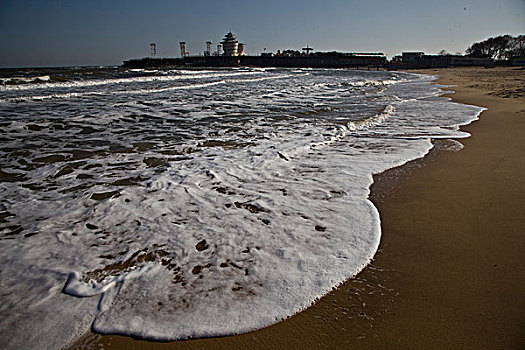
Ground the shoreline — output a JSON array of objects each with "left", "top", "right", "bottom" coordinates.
[{"left": 69, "top": 67, "right": 525, "bottom": 349}]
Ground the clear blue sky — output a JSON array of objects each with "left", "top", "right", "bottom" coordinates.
[{"left": 1, "top": 0, "right": 524, "bottom": 67}]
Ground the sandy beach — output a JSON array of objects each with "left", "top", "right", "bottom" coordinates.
[{"left": 69, "top": 67, "right": 525, "bottom": 350}]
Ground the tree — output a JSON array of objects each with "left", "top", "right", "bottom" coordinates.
[
  {"left": 508, "top": 35, "right": 525, "bottom": 58},
  {"left": 465, "top": 34, "right": 523, "bottom": 60},
  {"left": 438, "top": 49, "right": 450, "bottom": 56}
]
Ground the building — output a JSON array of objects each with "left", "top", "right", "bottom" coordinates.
[
  {"left": 221, "top": 32, "right": 239, "bottom": 56},
  {"left": 389, "top": 52, "right": 493, "bottom": 69},
  {"left": 238, "top": 43, "right": 246, "bottom": 56},
  {"left": 400, "top": 52, "right": 425, "bottom": 64}
]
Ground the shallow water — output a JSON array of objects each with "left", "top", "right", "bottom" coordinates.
[{"left": 0, "top": 67, "right": 483, "bottom": 349}]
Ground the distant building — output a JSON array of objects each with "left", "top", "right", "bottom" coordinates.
[
  {"left": 401, "top": 52, "right": 425, "bottom": 64},
  {"left": 238, "top": 43, "right": 246, "bottom": 56},
  {"left": 221, "top": 32, "right": 239, "bottom": 56},
  {"left": 390, "top": 51, "right": 493, "bottom": 68}
]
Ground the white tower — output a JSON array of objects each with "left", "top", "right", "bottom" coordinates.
[
  {"left": 150, "top": 43, "right": 157, "bottom": 58},
  {"left": 179, "top": 42, "right": 188, "bottom": 58},
  {"left": 205, "top": 41, "right": 213, "bottom": 56}
]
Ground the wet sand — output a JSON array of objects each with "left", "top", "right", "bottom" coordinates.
[{"left": 70, "top": 67, "right": 525, "bottom": 349}]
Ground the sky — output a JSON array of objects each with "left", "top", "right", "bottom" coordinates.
[{"left": 0, "top": 0, "right": 524, "bottom": 67}]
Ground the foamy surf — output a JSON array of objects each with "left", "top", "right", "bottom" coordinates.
[{"left": 0, "top": 67, "right": 484, "bottom": 349}]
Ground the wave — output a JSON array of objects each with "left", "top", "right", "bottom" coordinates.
[
  {"left": 347, "top": 104, "right": 395, "bottom": 131},
  {"left": 0, "top": 73, "right": 302, "bottom": 103},
  {"left": 0, "top": 70, "right": 263, "bottom": 92},
  {"left": 0, "top": 75, "right": 51, "bottom": 86}
]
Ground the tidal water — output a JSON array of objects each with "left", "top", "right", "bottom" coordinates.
[{"left": 0, "top": 67, "right": 483, "bottom": 349}]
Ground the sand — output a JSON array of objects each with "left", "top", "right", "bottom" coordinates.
[{"left": 69, "top": 67, "right": 525, "bottom": 350}]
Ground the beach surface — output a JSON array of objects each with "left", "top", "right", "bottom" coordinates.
[{"left": 70, "top": 67, "right": 525, "bottom": 350}]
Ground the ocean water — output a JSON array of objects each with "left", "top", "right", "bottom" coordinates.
[{"left": 0, "top": 67, "right": 483, "bottom": 349}]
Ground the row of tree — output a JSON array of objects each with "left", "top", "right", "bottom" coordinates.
[{"left": 465, "top": 35, "right": 525, "bottom": 60}]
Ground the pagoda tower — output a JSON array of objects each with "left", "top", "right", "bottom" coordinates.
[{"left": 221, "top": 32, "right": 239, "bottom": 56}]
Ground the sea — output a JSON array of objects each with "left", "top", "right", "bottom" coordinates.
[{"left": 0, "top": 66, "right": 484, "bottom": 349}]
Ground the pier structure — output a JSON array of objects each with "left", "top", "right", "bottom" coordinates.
[{"left": 124, "top": 31, "right": 390, "bottom": 69}]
